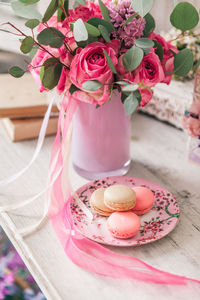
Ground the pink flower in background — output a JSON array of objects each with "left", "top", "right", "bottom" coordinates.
[
  {"left": 183, "top": 101, "right": 200, "bottom": 138},
  {"left": 134, "top": 49, "right": 164, "bottom": 87},
  {"left": 69, "top": 41, "right": 118, "bottom": 105}
]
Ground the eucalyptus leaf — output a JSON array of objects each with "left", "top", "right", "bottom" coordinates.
[
  {"left": 123, "top": 13, "right": 137, "bottom": 27},
  {"left": 73, "top": 0, "right": 86, "bottom": 9},
  {"left": 153, "top": 40, "right": 163, "bottom": 61},
  {"left": 9, "top": 66, "right": 25, "bottom": 78},
  {"left": 135, "top": 38, "right": 154, "bottom": 48},
  {"left": 20, "top": 36, "right": 34, "bottom": 54},
  {"left": 98, "top": 25, "right": 110, "bottom": 42},
  {"left": 174, "top": 48, "right": 194, "bottom": 76},
  {"left": 143, "top": 48, "right": 150, "bottom": 55},
  {"left": 98, "top": 0, "right": 111, "bottom": 23},
  {"left": 116, "top": 81, "right": 129, "bottom": 85},
  {"left": 82, "top": 80, "right": 102, "bottom": 91},
  {"left": 170, "top": 2, "right": 199, "bottom": 31},
  {"left": 124, "top": 93, "right": 139, "bottom": 115},
  {"left": 25, "top": 19, "right": 40, "bottom": 29},
  {"left": 42, "top": 0, "right": 58, "bottom": 23},
  {"left": 131, "top": 0, "right": 154, "bottom": 17},
  {"left": 122, "top": 84, "right": 138, "bottom": 92},
  {"left": 103, "top": 49, "right": 117, "bottom": 74},
  {"left": 29, "top": 45, "right": 39, "bottom": 59},
  {"left": 19, "top": 0, "right": 40, "bottom": 4},
  {"left": 42, "top": 60, "right": 62, "bottom": 90},
  {"left": 122, "top": 45, "right": 143, "bottom": 71},
  {"left": 73, "top": 19, "right": 88, "bottom": 42},
  {"left": 37, "top": 27, "right": 65, "bottom": 48},
  {"left": 84, "top": 23, "right": 100, "bottom": 37},
  {"left": 11, "top": 1, "right": 42, "bottom": 20},
  {"left": 87, "top": 18, "right": 114, "bottom": 33},
  {"left": 143, "top": 13, "right": 155, "bottom": 36}
]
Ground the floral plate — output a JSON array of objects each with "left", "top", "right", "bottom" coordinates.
[{"left": 70, "top": 176, "right": 180, "bottom": 247}]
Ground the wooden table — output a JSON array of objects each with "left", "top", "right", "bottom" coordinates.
[{"left": 0, "top": 112, "right": 200, "bottom": 300}]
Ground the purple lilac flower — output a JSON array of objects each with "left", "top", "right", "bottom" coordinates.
[{"left": 108, "top": 0, "right": 146, "bottom": 48}]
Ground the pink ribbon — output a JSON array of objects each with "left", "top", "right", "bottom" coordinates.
[{"left": 48, "top": 96, "right": 200, "bottom": 286}]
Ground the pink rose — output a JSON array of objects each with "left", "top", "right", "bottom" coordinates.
[
  {"left": 69, "top": 41, "right": 118, "bottom": 105},
  {"left": 139, "top": 88, "right": 153, "bottom": 107},
  {"left": 134, "top": 48, "right": 164, "bottom": 87},
  {"left": 183, "top": 101, "right": 200, "bottom": 138},
  {"left": 148, "top": 33, "right": 178, "bottom": 84}
]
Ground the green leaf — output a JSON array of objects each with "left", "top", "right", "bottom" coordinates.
[
  {"left": 9, "top": 66, "right": 25, "bottom": 78},
  {"left": 153, "top": 40, "right": 163, "bottom": 61},
  {"left": 98, "top": 0, "right": 111, "bottom": 23},
  {"left": 174, "top": 48, "right": 194, "bottom": 76},
  {"left": 82, "top": 80, "right": 102, "bottom": 91},
  {"left": 25, "top": 19, "right": 40, "bottom": 29},
  {"left": 170, "top": 2, "right": 199, "bottom": 31},
  {"left": 20, "top": 36, "right": 34, "bottom": 54},
  {"left": 123, "top": 13, "right": 137, "bottom": 27},
  {"left": 135, "top": 38, "right": 154, "bottom": 48},
  {"left": 73, "top": 0, "right": 86, "bottom": 9},
  {"left": 131, "top": 0, "right": 154, "bottom": 17},
  {"left": 98, "top": 25, "right": 110, "bottom": 42},
  {"left": 41, "top": 59, "right": 62, "bottom": 90},
  {"left": 11, "top": 1, "right": 42, "bottom": 20},
  {"left": 87, "top": 18, "right": 114, "bottom": 33},
  {"left": 73, "top": 18, "right": 88, "bottom": 42},
  {"left": 42, "top": 0, "right": 58, "bottom": 23},
  {"left": 116, "top": 81, "right": 129, "bottom": 85},
  {"left": 19, "top": 0, "right": 40, "bottom": 5},
  {"left": 29, "top": 45, "right": 39, "bottom": 59},
  {"left": 63, "top": 0, "right": 69, "bottom": 16},
  {"left": 37, "top": 27, "right": 65, "bottom": 48},
  {"left": 40, "top": 66, "right": 45, "bottom": 81},
  {"left": 103, "top": 49, "right": 117, "bottom": 74},
  {"left": 69, "top": 84, "right": 80, "bottom": 94},
  {"left": 122, "top": 84, "right": 138, "bottom": 92},
  {"left": 124, "top": 93, "right": 139, "bottom": 115},
  {"left": 84, "top": 23, "right": 100, "bottom": 37},
  {"left": 122, "top": 45, "right": 143, "bottom": 71},
  {"left": 143, "top": 13, "right": 155, "bottom": 36}
]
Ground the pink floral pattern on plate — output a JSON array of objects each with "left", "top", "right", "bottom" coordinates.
[{"left": 70, "top": 176, "right": 180, "bottom": 247}]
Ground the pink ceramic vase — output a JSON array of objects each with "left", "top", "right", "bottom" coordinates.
[{"left": 71, "top": 91, "right": 131, "bottom": 179}]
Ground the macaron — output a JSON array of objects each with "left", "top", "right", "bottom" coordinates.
[
  {"left": 107, "top": 211, "right": 141, "bottom": 239},
  {"left": 90, "top": 188, "right": 115, "bottom": 216},
  {"left": 132, "top": 186, "right": 154, "bottom": 215},
  {"left": 104, "top": 184, "right": 136, "bottom": 211}
]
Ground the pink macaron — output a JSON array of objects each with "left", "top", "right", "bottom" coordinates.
[
  {"left": 132, "top": 186, "right": 154, "bottom": 215},
  {"left": 107, "top": 211, "right": 141, "bottom": 239}
]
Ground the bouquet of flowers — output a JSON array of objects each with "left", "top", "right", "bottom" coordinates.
[{"left": 3, "top": 0, "right": 198, "bottom": 115}]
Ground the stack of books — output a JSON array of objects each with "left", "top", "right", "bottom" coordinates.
[{"left": 0, "top": 73, "right": 59, "bottom": 142}]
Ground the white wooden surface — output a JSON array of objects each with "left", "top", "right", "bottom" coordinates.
[{"left": 0, "top": 112, "right": 200, "bottom": 300}]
